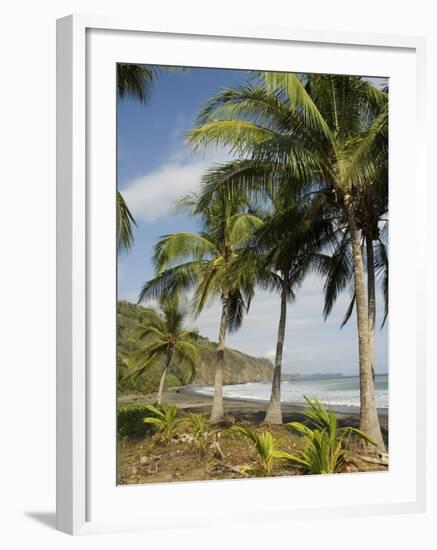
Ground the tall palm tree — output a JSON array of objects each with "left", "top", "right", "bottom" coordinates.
[
  {"left": 129, "top": 296, "right": 200, "bottom": 404},
  {"left": 314, "top": 128, "right": 388, "bottom": 377},
  {"left": 138, "top": 192, "right": 262, "bottom": 423},
  {"left": 186, "top": 73, "right": 388, "bottom": 450},
  {"left": 317, "top": 205, "right": 388, "bottom": 377},
  {"left": 232, "top": 190, "right": 334, "bottom": 424},
  {"left": 355, "top": 133, "right": 388, "bottom": 380}
]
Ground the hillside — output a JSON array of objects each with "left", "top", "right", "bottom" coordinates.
[{"left": 117, "top": 301, "right": 273, "bottom": 395}]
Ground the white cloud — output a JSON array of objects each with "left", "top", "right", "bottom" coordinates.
[{"left": 121, "top": 148, "right": 231, "bottom": 222}]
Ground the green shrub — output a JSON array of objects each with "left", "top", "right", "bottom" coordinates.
[
  {"left": 143, "top": 403, "right": 186, "bottom": 442},
  {"left": 185, "top": 413, "right": 210, "bottom": 455},
  {"left": 117, "top": 404, "right": 156, "bottom": 438},
  {"left": 277, "top": 396, "right": 376, "bottom": 474},
  {"left": 234, "top": 427, "right": 283, "bottom": 477}
]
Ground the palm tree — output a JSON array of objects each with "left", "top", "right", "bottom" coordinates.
[
  {"left": 317, "top": 208, "right": 388, "bottom": 378},
  {"left": 313, "top": 123, "right": 388, "bottom": 376},
  {"left": 186, "top": 73, "right": 387, "bottom": 451},
  {"left": 129, "top": 296, "right": 200, "bottom": 404},
  {"left": 233, "top": 191, "right": 333, "bottom": 424},
  {"left": 320, "top": 110, "right": 388, "bottom": 379},
  {"left": 356, "top": 139, "right": 388, "bottom": 380},
  {"left": 138, "top": 192, "right": 262, "bottom": 423}
]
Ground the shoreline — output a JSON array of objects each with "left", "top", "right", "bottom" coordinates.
[
  {"left": 118, "top": 385, "right": 390, "bottom": 483},
  {"left": 118, "top": 385, "right": 389, "bottom": 433},
  {"left": 178, "top": 385, "right": 389, "bottom": 415}
]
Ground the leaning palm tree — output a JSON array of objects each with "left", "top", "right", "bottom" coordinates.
[
  {"left": 186, "top": 73, "right": 387, "bottom": 450},
  {"left": 129, "top": 296, "right": 200, "bottom": 404},
  {"left": 139, "top": 192, "right": 262, "bottom": 423}
]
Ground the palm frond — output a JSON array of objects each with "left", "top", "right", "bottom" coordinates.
[
  {"left": 226, "top": 288, "right": 249, "bottom": 332},
  {"left": 153, "top": 232, "right": 217, "bottom": 272},
  {"left": 128, "top": 341, "right": 167, "bottom": 377},
  {"left": 173, "top": 340, "right": 200, "bottom": 371},
  {"left": 138, "top": 260, "right": 206, "bottom": 303},
  {"left": 260, "top": 71, "right": 334, "bottom": 142},
  {"left": 187, "top": 119, "right": 285, "bottom": 156},
  {"left": 340, "top": 292, "right": 356, "bottom": 329},
  {"left": 117, "top": 63, "right": 158, "bottom": 103},
  {"left": 227, "top": 212, "right": 264, "bottom": 246},
  {"left": 116, "top": 191, "right": 136, "bottom": 253},
  {"left": 374, "top": 232, "right": 389, "bottom": 327},
  {"left": 318, "top": 231, "right": 354, "bottom": 320}
]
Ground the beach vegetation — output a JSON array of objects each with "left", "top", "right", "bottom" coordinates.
[
  {"left": 116, "top": 67, "right": 390, "bottom": 484},
  {"left": 187, "top": 72, "right": 387, "bottom": 450},
  {"left": 184, "top": 413, "right": 210, "bottom": 455},
  {"left": 138, "top": 191, "right": 262, "bottom": 423},
  {"left": 234, "top": 426, "right": 283, "bottom": 477},
  {"left": 117, "top": 404, "right": 156, "bottom": 438},
  {"left": 232, "top": 195, "right": 333, "bottom": 424},
  {"left": 117, "top": 301, "right": 273, "bottom": 395},
  {"left": 128, "top": 295, "right": 200, "bottom": 404},
  {"left": 143, "top": 403, "right": 186, "bottom": 443},
  {"left": 277, "top": 397, "right": 376, "bottom": 474}
]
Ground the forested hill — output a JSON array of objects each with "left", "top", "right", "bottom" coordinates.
[{"left": 117, "top": 301, "right": 273, "bottom": 395}]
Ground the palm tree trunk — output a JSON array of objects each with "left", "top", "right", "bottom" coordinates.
[
  {"left": 210, "top": 294, "right": 228, "bottom": 424},
  {"left": 264, "top": 274, "right": 288, "bottom": 424},
  {"left": 157, "top": 350, "right": 172, "bottom": 405},
  {"left": 343, "top": 196, "right": 386, "bottom": 452},
  {"left": 366, "top": 234, "right": 376, "bottom": 382}
]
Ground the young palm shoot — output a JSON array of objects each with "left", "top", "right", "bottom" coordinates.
[
  {"left": 276, "top": 397, "right": 376, "bottom": 474},
  {"left": 235, "top": 427, "right": 283, "bottom": 477},
  {"left": 185, "top": 413, "right": 210, "bottom": 456},
  {"left": 143, "top": 403, "right": 186, "bottom": 443}
]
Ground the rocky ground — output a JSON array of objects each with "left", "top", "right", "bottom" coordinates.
[{"left": 117, "top": 406, "right": 389, "bottom": 485}]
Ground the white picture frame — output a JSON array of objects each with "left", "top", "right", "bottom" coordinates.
[{"left": 56, "top": 14, "right": 427, "bottom": 535}]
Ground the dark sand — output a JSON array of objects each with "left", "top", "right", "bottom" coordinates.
[
  {"left": 118, "top": 387, "right": 389, "bottom": 484},
  {"left": 118, "top": 386, "right": 389, "bottom": 439}
]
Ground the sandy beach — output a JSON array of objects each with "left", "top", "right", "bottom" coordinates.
[
  {"left": 118, "top": 386, "right": 389, "bottom": 439},
  {"left": 117, "top": 386, "right": 389, "bottom": 485}
]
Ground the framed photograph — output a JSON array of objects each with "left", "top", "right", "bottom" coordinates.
[{"left": 56, "top": 14, "right": 427, "bottom": 535}]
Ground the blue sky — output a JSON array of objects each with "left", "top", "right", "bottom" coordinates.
[{"left": 117, "top": 67, "right": 388, "bottom": 375}]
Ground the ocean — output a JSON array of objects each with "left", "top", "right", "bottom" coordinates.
[{"left": 191, "top": 374, "right": 388, "bottom": 411}]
